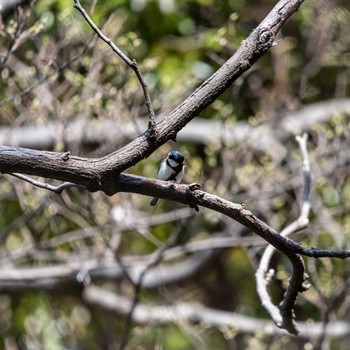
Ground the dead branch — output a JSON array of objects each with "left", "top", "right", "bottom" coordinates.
[{"left": 73, "top": 0, "right": 156, "bottom": 131}]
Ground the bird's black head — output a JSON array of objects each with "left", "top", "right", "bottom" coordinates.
[{"left": 168, "top": 150, "right": 184, "bottom": 164}]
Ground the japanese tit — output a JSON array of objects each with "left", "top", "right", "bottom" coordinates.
[{"left": 149, "top": 150, "right": 185, "bottom": 206}]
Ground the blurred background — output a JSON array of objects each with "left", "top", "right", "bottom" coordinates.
[{"left": 0, "top": 0, "right": 350, "bottom": 349}]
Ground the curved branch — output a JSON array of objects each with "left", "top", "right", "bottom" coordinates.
[
  {"left": 256, "top": 134, "right": 311, "bottom": 334},
  {"left": 113, "top": 174, "right": 350, "bottom": 261},
  {"left": 73, "top": 0, "right": 156, "bottom": 131}
]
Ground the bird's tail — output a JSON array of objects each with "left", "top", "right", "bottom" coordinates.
[{"left": 149, "top": 197, "right": 159, "bottom": 206}]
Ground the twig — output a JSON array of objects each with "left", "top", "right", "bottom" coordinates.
[
  {"left": 10, "top": 172, "right": 77, "bottom": 194},
  {"left": 73, "top": 0, "right": 156, "bottom": 132},
  {"left": 256, "top": 133, "right": 311, "bottom": 334}
]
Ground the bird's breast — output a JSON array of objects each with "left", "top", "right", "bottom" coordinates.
[{"left": 157, "top": 162, "right": 174, "bottom": 180}]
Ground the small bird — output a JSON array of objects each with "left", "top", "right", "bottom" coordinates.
[{"left": 150, "top": 150, "right": 185, "bottom": 206}]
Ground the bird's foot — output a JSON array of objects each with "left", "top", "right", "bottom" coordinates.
[{"left": 188, "top": 183, "right": 201, "bottom": 191}]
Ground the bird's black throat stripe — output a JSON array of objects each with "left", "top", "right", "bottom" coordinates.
[
  {"left": 166, "top": 159, "right": 182, "bottom": 171},
  {"left": 166, "top": 159, "right": 183, "bottom": 180}
]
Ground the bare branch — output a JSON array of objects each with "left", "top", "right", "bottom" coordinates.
[
  {"left": 73, "top": 0, "right": 156, "bottom": 131},
  {"left": 112, "top": 174, "right": 350, "bottom": 259},
  {"left": 1, "top": 146, "right": 349, "bottom": 260},
  {"left": 10, "top": 172, "right": 77, "bottom": 194}
]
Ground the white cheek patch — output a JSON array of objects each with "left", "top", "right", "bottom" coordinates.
[{"left": 167, "top": 158, "right": 179, "bottom": 168}]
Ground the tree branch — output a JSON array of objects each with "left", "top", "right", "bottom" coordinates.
[
  {"left": 73, "top": 0, "right": 156, "bottom": 131},
  {"left": 0, "top": 148, "right": 349, "bottom": 260}
]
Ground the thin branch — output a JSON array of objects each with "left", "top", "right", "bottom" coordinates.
[
  {"left": 73, "top": 0, "right": 156, "bottom": 131},
  {"left": 10, "top": 172, "right": 77, "bottom": 194},
  {"left": 256, "top": 133, "right": 311, "bottom": 334}
]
